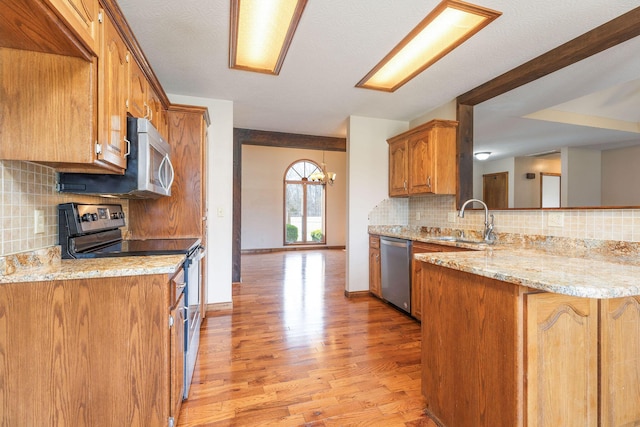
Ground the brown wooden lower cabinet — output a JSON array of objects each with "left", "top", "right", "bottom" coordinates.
[
  {"left": 421, "top": 263, "right": 640, "bottom": 427},
  {"left": 600, "top": 296, "right": 640, "bottom": 427},
  {"left": 411, "top": 242, "right": 468, "bottom": 321},
  {"left": 525, "top": 292, "right": 598, "bottom": 427},
  {"left": 368, "top": 235, "right": 381, "bottom": 298},
  {"left": 0, "top": 270, "right": 184, "bottom": 426}
]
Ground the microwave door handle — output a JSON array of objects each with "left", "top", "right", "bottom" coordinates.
[{"left": 158, "top": 154, "right": 175, "bottom": 191}]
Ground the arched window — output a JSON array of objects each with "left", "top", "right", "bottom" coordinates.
[{"left": 284, "top": 160, "right": 326, "bottom": 245}]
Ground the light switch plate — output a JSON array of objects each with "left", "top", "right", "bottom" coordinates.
[
  {"left": 34, "top": 209, "right": 45, "bottom": 234},
  {"left": 448, "top": 212, "right": 457, "bottom": 223},
  {"left": 416, "top": 212, "right": 421, "bottom": 221}
]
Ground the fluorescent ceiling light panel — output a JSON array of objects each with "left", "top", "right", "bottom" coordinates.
[
  {"left": 357, "top": 0, "right": 501, "bottom": 92},
  {"left": 230, "top": 0, "right": 307, "bottom": 75}
]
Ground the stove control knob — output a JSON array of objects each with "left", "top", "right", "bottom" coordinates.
[
  {"left": 91, "top": 213, "right": 98, "bottom": 221},
  {"left": 81, "top": 213, "right": 91, "bottom": 222},
  {"left": 111, "top": 213, "right": 119, "bottom": 219}
]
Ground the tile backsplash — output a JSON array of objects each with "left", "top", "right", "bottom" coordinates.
[
  {"left": 370, "top": 194, "right": 640, "bottom": 243},
  {"left": 0, "top": 160, "right": 128, "bottom": 256}
]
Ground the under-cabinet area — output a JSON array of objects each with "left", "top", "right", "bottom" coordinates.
[
  {"left": 417, "top": 250, "right": 640, "bottom": 427},
  {"left": 0, "top": 259, "right": 185, "bottom": 426}
]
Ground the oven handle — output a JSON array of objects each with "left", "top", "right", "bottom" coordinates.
[
  {"left": 193, "top": 246, "right": 206, "bottom": 262},
  {"left": 187, "top": 246, "right": 206, "bottom": 264}
]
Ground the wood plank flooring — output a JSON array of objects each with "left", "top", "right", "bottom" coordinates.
[{"left": 178, "top": 249, "right": 437, "bottom": 426}]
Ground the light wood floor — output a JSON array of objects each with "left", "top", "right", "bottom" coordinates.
[{"left": 177, "top": 249, "right": 437, "bottom": 426}]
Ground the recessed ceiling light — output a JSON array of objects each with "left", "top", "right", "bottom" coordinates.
[
  {"left": 356, "top": 0, "right": 501, "bottom": 92},
  {"left": 229, "top": 0, "right": 307, "bottom": 75}
]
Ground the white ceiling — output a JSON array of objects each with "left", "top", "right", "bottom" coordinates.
[{"left": 117, "top": 0, "right": 640, "bottom": 150}]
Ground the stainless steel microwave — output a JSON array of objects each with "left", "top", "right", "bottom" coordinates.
[{"left": 57, "top": 118, "right": 174, "bottom": 199}]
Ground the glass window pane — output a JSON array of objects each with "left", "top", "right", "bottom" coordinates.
[
  {"left": 284, "top": 160, "right": 326, "bottom": 245},
  {"left": 286, "top": 164, "right": 302, "bottom": 180},
  {"left": 285, "top": 183, "right": 303, "bottom": 243},
  {"left": 306, "top": 184, "right": 324, "bottom": 243}
]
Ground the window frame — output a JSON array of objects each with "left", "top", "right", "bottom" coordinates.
[{"left": 283, "top": 159, "right": 327, "bottom": 246}]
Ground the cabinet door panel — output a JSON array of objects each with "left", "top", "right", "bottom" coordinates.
[
  {"left": 526, "top": 293, "right": 598, "bottom": 427},
  {"left": 408, "top": 134, "right": 433, "bottom": 194},
  {"left": 47, "top": 0, "right": 99, "bottom": 53},
  {"left": 369, "top": 244, "right": 381, "bottom": 297},
  {"left": 98, "top": 12, "right": 128, "bottom": 170},
  {"left": 129, "top": 59, "right": 148, "bottom": 118},
  {"left": 600, "top": 296, "right": 640, "bottom": 427},
  {"left": 388, "top": 139, "right": 408, "bottom": 196}
]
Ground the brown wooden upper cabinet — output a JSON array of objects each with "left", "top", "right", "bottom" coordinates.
[
  {"left": 45, "top": 0, "right": 100, "bottom": 53},
  {"left": 387, "top": 120, "right": 458, "bottom": 197},
  {"left": 97, "top": 8, "right": 130, "bottom": 171},
  {"left": 0, "top": 0, "right": 169, "bottom": 173},
  {"left": 129, "top": 58, "right": 169, "bottom": 140}
]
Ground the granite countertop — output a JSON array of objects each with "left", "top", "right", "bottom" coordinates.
[
  {"left": 415, "top": 249, "right": 640, "bottom": 299},
  {"left": 370, "top": 225, "right": 640, "bottom": 299},
  {"left": 0, "top": 246, "right": 185, "bottom": 284}
]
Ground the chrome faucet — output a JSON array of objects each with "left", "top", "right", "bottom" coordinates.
[{"left": 458, "top": 198, "right": 495, "bottom": 241}]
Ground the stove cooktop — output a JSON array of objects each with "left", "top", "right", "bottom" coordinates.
[{"left": 77, "top": 237, "right": 201, "bottom": 258}]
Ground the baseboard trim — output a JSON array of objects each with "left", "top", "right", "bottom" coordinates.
[
  {"left": 344, "top": 290, "right": 371, "bottom": 298},
  {"left": 205, "top": 302, "right": 233, "bottom": 315},
  {"left": 242, "top": 246, "right": 346, "bottom": 254}
]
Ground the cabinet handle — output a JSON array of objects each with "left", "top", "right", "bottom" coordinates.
[
  {"left": 124, "top": 138, "right": 131, "bottom": 157},
  {"left": 427, "top": 176, "right": 431, "bottom": 188},
  {"left": 403, "top": 180, "right": 407, "bottom": 190}
]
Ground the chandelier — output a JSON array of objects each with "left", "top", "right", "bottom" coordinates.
[{"left": 309, "top": 152, "right": 336, "bottom": 186}]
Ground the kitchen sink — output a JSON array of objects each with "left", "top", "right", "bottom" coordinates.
[{"left": 429, "top": 236, "right": 493, "bottom": 245}]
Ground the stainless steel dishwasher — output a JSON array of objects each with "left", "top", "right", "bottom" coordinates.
[{"left": 380, "top": 236, "right": 412, "bottom": 314}]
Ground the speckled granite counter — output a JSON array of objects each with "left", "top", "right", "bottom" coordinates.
[
  {"left": 415, "top": 249, "right": 640, "bottom": 299},
  {"left": 0, "top": 246, "right": 184, "bottom": 284},
  {"left": 369, "top": 225, "right": 640, "bottom": 299}
]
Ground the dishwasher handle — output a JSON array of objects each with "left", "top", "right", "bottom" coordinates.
[{"left": 380, "top": 238, "right": 410, "bottom": 248}]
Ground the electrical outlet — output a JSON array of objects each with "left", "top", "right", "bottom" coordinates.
[
  {"left": 415, "top": 212, "right": 421, "bottom": 221},
  {"left": 448, "top": 212, "right": 457, "bottom": 223},
  {"left": 34, "top": 209, "right": 45, "bottom": 234},
  {"left": 217, "top": 207, "right": 224, "bottom": 217},
  {"left": 548, "top": 211, "right": 564, "bottom": 227}
]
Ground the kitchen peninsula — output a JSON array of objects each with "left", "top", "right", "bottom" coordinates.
[{"left": 411, "top": 235, "right": 640, "bottom": 427}]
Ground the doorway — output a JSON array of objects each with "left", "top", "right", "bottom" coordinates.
[
  {"left": 483, "top": 172, "right": 508, "bottom": 209},
  {"left": 541, "top": 173, "right": 561, "bottom": 208}
]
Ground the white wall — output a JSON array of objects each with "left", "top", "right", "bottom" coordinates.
[
  {"left": 241, "top": 145, "right": 346, "bottom": 249},
  {"left": 514, "top": 157, "right": 561, "bottom": 208},
  {"left": 562, "top": 147, "right": 601, "bottom": 207},
  {"left": 346, "top": 116, "right": 408, "bottom": 293},
  {"left": 602, "top": 144, "right": 640, "bottom": 206},
  {"left": 410, "top": 99, "right": 457, "bottom": 125},
  {"left": 168, "top": 93, "right": 233, "bottom": 305}
]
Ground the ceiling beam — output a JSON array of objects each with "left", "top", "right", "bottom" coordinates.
[
  {"left": 457, "top": 6, "right": 640, "bottom": 106},
  {"left": 234, "top": 128, "right": 346, "bottom": 152}
]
